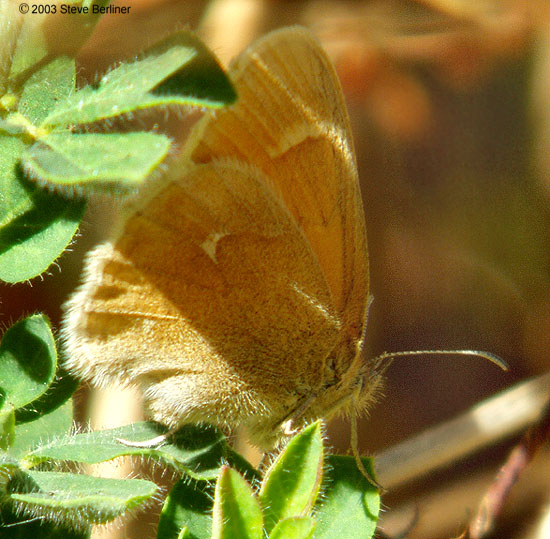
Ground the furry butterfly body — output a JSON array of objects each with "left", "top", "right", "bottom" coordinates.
[{"left": 62, "top": 27, "right": 381, "bottom": 449}]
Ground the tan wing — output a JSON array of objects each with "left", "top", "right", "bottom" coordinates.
[
  {"left": 187, "top": 27, "right": 369, "bottom": 341},
  {"left": 63, "top": 158, "right": 341, "bottom": 434},
  {"left": 62, "top": 28, "right": 368, "bottom": 445}
]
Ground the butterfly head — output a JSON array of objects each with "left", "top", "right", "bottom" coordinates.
[
  {"left": 318, "top": 337, "right": 387, "bottom": 422},
  {"left": 249, "top": 337, "right": 387, "bottom": 450}
]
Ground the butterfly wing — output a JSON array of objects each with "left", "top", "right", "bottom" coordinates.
[
  {"left": 188, "top": 27, "right": 369, "bottom": 340},
  {"left": 62, "top": 28, "right": 369, "bottom": 446}
]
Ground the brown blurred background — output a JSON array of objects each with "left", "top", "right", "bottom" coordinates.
[{"left": 3, "top": 0, "right": 550, "bottom": 537}]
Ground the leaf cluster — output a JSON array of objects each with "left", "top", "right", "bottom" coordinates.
[{"left": 0, "top": 2, "right": 235, "bottom": 283}]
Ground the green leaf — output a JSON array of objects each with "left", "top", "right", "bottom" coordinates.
[
  {"left": 22, "top": 131, "right": 171, "bottom": 194},
  {"left": 260, "top": 422, "right": 324, "bottom": 534},
  {"left": 158, "top": 478, "right": 214, "bottom": 539},
  {"left": 0, "top": 110, "right": 39, "bottom": 135},
  {"left": 8, "top": 1, "right": 106, "bottom": 82},
  {"left": 42, "top": 31, "right": 236, "bottom": 128},
  {"left": 19, "top": 57, "right": 76, "bottom": 125},
  {"left": 0, "top": 134, "right": 33, "bottom": 220},
  {"left": 15, "top": 368, "right": 79, "bottom": 424},
  {"left": 211, "top": 467, "right": 263, "bottom": 539},
  {"left": 0, "top": 4, "right": 20, "bottom": 91},
  {"left": 0, "top": 315, "right": 57, "bottom": 411},
  {"left": 0, "top": 506, "right": 89, "bottom": 539},
  {"left": 223, "top": 447, "right": 261, "bottom": 485},
  {"left": 313, "top": 456, "right": 379, "bottom": 539},
  {"left": 27, "top": 423, "right": 226, "bottom": 478},
  {"left": 8, "top": 12, "right": 49, "bottom": 80},
  {"left": 10, "top": 400, "right": 73, "bottom": 458},
  {"left": 0, "top": 461, "right": 89, "bottom": 537},
  {"left": 268, "top": 517, "right": 315, "bottom": 539},
  {"left": 0, "top": 405, "right": 15, "bottom": 450},
  {"left": 149, "top": 31, "right": 237, "bottom": 107},
  {"left": 0, "top": 455, "right": 22, "bottom": 493},
  {"left": 0, "top": 134, "right": 86, "bottom": 283},
  {"left": 8, "top": 470, "right": 157, "bottom": 525}
]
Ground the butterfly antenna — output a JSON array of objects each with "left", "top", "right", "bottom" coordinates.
[{"left": 371, "top": 349, "right": 508, "bottom": 371}]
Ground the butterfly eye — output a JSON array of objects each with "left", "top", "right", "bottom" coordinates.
[
  {"left": 326, "top": 355, "right": 337, "bottom": 373},
  {"left": 358, "top": 371, "right": 368, "bottom": 392}
]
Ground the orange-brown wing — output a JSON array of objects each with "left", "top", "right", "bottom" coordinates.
[
  {"left": 187, "top": 27, "right": 369, "bottom": 340},
  {"left": 62, "top": 159, "right": 342, "bottom": 441},
  {"left": 61, "top": 28, "right": 369, "bottom": 446}
]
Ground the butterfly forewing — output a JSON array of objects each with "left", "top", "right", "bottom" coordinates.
[{"left": 187, "top": 27, "right": 369, "bottom": 338}]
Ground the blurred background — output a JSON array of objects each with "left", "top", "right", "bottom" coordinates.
[{"left": 2, "top": 0, "right": 550, "bottom": 537}]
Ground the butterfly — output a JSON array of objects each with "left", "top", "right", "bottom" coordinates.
[{"left": 62, "top": 26, "right": 383, "bottom": 451}]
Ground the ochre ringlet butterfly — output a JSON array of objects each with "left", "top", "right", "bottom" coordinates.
[{"left": 62, "top": 26, "right": 384, "bottom": 451}]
